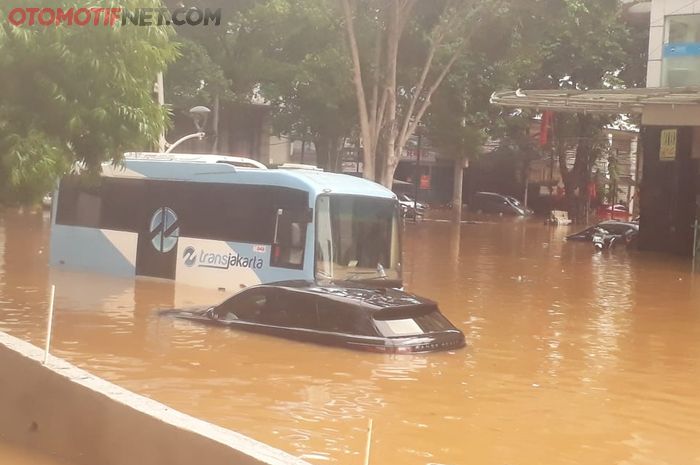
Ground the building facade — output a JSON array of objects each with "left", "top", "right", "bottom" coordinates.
[{"left": 639, "top": 0, "right": 700, "bottom": 255}]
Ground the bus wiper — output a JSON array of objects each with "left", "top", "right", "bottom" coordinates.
[
  {"left": 345, "top": 270, "right": 382, "bottom": 280},
  {"left": 346, "top": 264, "right": 389, "bottom": 281}
]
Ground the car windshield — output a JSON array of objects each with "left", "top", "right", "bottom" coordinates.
[
  {"left": 507, "top": 196, "right": 522, "bottom": 207},
  {"left": 315, "top": 195, "right": 401, "bottom": 284}
]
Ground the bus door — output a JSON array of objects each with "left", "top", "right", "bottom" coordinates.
[{"left": 135, "top": 182, "right": 179, "bottom": 280}]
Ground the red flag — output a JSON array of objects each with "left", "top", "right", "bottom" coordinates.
[{"left": 539, "top": 111, "right": 553, "bottom": 147}]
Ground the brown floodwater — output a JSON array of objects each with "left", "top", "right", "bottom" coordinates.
[
  {"left": 0, "top": 441, "right": 72, "bottom": 465},
  {"left": 1, "top": 208, "right": 700, "bottom": 465}
]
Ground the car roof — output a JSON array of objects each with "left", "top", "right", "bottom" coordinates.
[
  {"left": 475, "top": 192, "right": 506, "bottom": 198},
  {"left": 230, "top": 281, "right": 435, "bottom": 310},
  {"left": 599, "top": 220, "right": 637, "bottom": 227}
]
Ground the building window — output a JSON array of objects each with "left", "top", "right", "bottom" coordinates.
[{"left": 662, "top": 14, "right": 700, "bottom": 87}]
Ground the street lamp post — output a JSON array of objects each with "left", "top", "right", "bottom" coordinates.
[
  {"left": 413, "top": 132, "right": 422, "bottom": 223},
  {"left": 155, "top": 73, "right": 211, "bottom": 154},
  {"left": 162, "top": 106, "right": 211, "bottom": 154}
]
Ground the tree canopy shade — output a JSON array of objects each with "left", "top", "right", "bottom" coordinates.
[
  {"left": 514, "top": 0, "right": 647, "bottom": 220},
  {"left": 0, "top": 0, "right": 177, "bottom": 203},
  {"left": 164, "top": 37, "right": 230, "bottom": 113},
  {"left": 340, "top": 0, "right": 498, "bottom": 186},
  {"left": 248, "top": 0, "right": 357, "bottom": 171}
]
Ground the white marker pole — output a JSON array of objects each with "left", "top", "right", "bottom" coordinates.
[
  {"left": 43, "top": 285, "right": 56, "bottom": 364},
  {"left": 363, "top": 419, "right": 373, "bottom": 465}
]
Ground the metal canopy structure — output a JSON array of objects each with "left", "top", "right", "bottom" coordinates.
[{"left": 490, "top": 87, "right": 700, "bottom": 114}]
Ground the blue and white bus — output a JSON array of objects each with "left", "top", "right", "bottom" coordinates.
[{"left": 50, "top": 153, "right": 403, "bottom": 292}]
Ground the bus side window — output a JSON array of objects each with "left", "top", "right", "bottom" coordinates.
[
  {"left": 55, "top": 177, "right": 102, "bottom": 228},
  {"left": 271, "top": 215, "right": 306, "bottom": 269}
]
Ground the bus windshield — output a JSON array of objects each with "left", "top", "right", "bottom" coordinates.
[{"left": 315, "top": 195, "right": 401, "bottom": 285}]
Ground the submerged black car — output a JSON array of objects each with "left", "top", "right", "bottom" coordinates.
[
  {"left": 469, "top": 192, "right": 533, "bottom": 216},
  {"left": 566, "top": 220, "right": 639, "bottom": 242},
  {"left": 166, "top": 281, "right": 465, "bottom": 353}
]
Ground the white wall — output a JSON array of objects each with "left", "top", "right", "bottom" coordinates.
[
  {"left": 268, "top": 136, "right": 293, "bottom": 166},
  {"left": 0, "top": 331, "right": 310, "bottom": 465},
  {"left": 647, "top": 0, "right": 700, "bottom": 87}
]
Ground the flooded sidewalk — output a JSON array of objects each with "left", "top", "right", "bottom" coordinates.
[{"left": 1, "top": 208, "right": 700, "bottom": 465}]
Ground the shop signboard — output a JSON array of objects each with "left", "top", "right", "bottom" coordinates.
[
  {"left": 660, "top": 129, "right": 677, "bottom": 161},
  {"left": 420, "top": 175, "right": 431, "bottom": 189},
  {"left": 402, "top": 147, "right": 437, "bottom": 163}
]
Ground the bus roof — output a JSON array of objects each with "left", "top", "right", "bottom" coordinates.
[
  {"left": 102, "top": 157, "right": 396, "bottom": 200},
  {"left": 124, "top": 152, "right": 268, "bottom": 169}
]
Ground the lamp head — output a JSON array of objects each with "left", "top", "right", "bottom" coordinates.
[{"left": 189, "top": 106, "right": 211, "bottom": 132}]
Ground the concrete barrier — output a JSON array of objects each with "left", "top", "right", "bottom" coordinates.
[{"left": 0, "top": 331, "right": 311, "bottom": 465}]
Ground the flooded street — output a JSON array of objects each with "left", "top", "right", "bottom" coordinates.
[
  {"left": 1, "top": 208, "right": 700, "bottom": 465},
  {"left": 0, "top": 442, "right": 72, "bottom": 465}
]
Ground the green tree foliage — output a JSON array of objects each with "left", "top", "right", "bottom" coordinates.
[
  {"left": 423, "top": 1, "right": 541, "bottom": 207},
  {"left": 162, "top": 0, "right": 257, "bottom": 104},
  {"left": 0, "top": 0, "right": 178, "bottom": 204},
  {"left": 247, "top": 0, "right": 356, "bottom": 171},
  {"left": 172, "top": 0, "right": 356, "bottom": 170},
  {"left": 164, "top": 37, "right": 230, "bottom": 111},
  {"left": 170, "top": 0, "right": 357, "bottom": 171},
  {"left": 341, "top": 0, "right": 497, "bottom": 186},
  {"left": 519, "top": 0, "right": 647, "bottom": 220},
  {"left": 423, "top": 0, "right": 646, "bottom": 218}
]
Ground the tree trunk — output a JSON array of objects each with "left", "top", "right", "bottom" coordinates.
[
  {"left": 557, "top": 115, "right": 596, "bottom": 223},
  {"left": 341, "top": 0, "right": 375, "bottom": 181},
  {"left": 314, "top": 138, "right": 330, "bottom": 171},
  {"left": 571, "top": 118, "right": 594, "bottom": 222},
  {"left": 328, "top": 138, "right": 343, "bottom": 172},
  {"left": 378, "top": 1, "right": 400, "bottom": 188},
  {"left": 341, "top": 0, "right": 468, "bottom": 188},
  {"left": 313, "top": 136, "right": 343, "bottom": 172}
]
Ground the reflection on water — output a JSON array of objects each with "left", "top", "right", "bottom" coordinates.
[{"left": 2, "top": 209, "right": 700, "bottom": 465}]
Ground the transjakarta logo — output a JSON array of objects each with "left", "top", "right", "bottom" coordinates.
[{"left": 182, "top": 246, "right": 263, "bottom": 270}]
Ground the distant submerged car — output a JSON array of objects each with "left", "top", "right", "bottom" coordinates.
[
  {"left": 397, "top": 194, "right": 427, "bottom": 219},
  {"left": 567, "top": 220, "right": 639, "bottom": 249},
  {"left": 165, "top": 281, "right": 465, "bottom": 354},
  {"left": 469, "top": 192, "right": 533, "bottom": 216},
  {"left": 596, "top": 203, "right": 632, "bottom": 221},
  {"left": 42, "top": 193, "right": 53, "bottom": 209}
]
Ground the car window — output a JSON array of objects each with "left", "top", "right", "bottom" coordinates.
[
  {"left": 215, "top": 290, "right": 270, "bottom": 322},
  {"left": 316, "top": 299, "right": 377, "bottom": 336},
  {"left": 374, "top": 307, "right": 451, "bottom": 337},
  {"left": 570, "top": 227, "right": 595, "bottom": 239},
  {"left": 600, "top": 223, "right": 633, "bottom": 235},
  {"left": 261, "top": 289, "right": 319, "bottom": 329},
  {"left": 490, "top": 196, "right": 508, "bottom": 206},
  {"left": 476, "top": 194, "right": 499, "bottom": 207}
]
